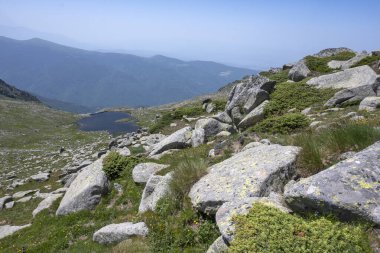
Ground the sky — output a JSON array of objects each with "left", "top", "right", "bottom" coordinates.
[{"left": 0, "top": 0, "right": 379, "bottom": 69}]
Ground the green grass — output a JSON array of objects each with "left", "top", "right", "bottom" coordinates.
[
  {"left": 230, "top": 203, "right": 372, "bottom": 253},
  {"left": 264, "top": 81, "right": 336, "bottom": 116},
  {"left": 260, "top": 69, "right": 289, "bottom": 83},
  {"left": 351, "top": 55, "right": 380, "bottom": 68},
  {"left": 305, "top": 51, "right": 356, "bottom": 73},
  {"left": 251, "top": 113, "right": 310, "bottom": 134},
  {"left": 102, "top": 152, "right": 141, "bottom": 180}
]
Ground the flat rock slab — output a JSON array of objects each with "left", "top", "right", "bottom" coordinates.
[
  {"left": 285, "top": 141, "right": 380, "bottom": 225},
  {"left": 12, "top": 190, "right": 37, "bottom": 199},
  {"left": 189, "top": 144, "right": 300, "bottom": 214},
  {"left": 0, "top": 224, "right": 31, "bottom": 239},
  {"left": 56, "top": 158, "right": 109, "bottom": 215},
  {"left": 93, "top": 222, "right": 148, "bottom": 244},
  {"left": 33, "top": 193, "right": 63, "bottom": 217},
  {"left": 30, "top": 172, "right": 50, "bottom": 182},
  {"left": 149, "top": 127, "right": 192, "bottom": 156},
  {"left": 216, "top": 195, "right": 291, "bottom": 243},
  {"left": 132, "top": 163, "right": 169, "bottom": 184},
  {"left": 306, "top": 65, "right": 378, "bottom": 89}
]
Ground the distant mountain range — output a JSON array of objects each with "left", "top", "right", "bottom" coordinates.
[
  {"left": 0, "top": 36, "right": 256, "bottom": 108},
  {"left": 0, "top": 79, "right": 40, "bottom": 102}
]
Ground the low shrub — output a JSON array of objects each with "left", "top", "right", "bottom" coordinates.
[
  {"left": 102, "top": 151, "right": 140, "bottom": 180},
  {"left": 292, "top": 120, "right": 380, "bottom": 176},
  {"left": 264, "top": 81, "right": 335, "bottom": 116},
  {"left": 351, "top": 55, "right": 380, "bottom": 68},
  {"left": 252, "top": 113, "right": 309, "bottom": 134},
  {"left": 260, "top": 70, "right": 289, "bottom": 83},
  {"left": 213, "top": 99, "right": 227, "bottom": 111},
  {"left": 305, "top": 51, "right": 356, "bottom": 73},
  {"left": 230, "top": 203, "right": 372, "bottom": 253}
]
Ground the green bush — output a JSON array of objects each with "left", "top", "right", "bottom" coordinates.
[
  {"left": 264, "top": 81, "right": 335, "bottom": 116},
  {"left": 292, "top": 121, "right": 380, "bottom": 176},
  {"left": 102, "top": 151, "right": 140, "bottom": 180},
  {"left": 351, "top": 55, "right": 380, "bottom": 68},
  {"left": 252, "top": 113, "right": 309, "bottom": 134},
  {"left": 260, "top": 70, "right": 289, "bottom": 83},
  {"left": 230, "top": 203, "right": 372, "bottom": 253},
  {"left": 305, "top": 51, "right": 356, "bottom": 73}
]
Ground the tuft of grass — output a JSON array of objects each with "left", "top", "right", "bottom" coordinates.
[
  {"left": 103, "top": 151, "right": 141, "bottom": 180},
  {"left": 260, "top": 69, "right": 289, "bottom": 83},
  {"left": 291, "top": 120, "right": 380, "bottom": 176},
  {"left": 251, "top": 113, "right": 310, "bottom": 134},
  {"left": 230, "top": 203, "right": 372, "bottom": 253},
  {"left": 264, "top": 81, "right": 336, "bottom": 116},
  {"left": 305, "top": 51, "right": 356, "bottom": 73},
  {"left": 351, "top": 55, "right": 380, "bottom": 68}
]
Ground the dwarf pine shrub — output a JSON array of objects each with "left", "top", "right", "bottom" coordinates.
[
  {"left": 252, "top": 113, "right": 310, "bottom": 134},
  {"left": 102, "top": 151, "right": 140, "bottom": 180}
]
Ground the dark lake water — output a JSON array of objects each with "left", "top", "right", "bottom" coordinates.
[{"left": 77, "top": 111, "right": 140, "bottom": 135}]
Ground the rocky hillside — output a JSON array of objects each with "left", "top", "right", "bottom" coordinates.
[
  {"left": 0, "top": 48, "right": 379, "bottom": 252},
  {"left": 0, "top": 79, "right": 40, "bottom": 102}
]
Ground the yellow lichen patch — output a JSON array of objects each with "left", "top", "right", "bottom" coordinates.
[{"left": 358, "top": 179, "right": 376, "bottom": 189}]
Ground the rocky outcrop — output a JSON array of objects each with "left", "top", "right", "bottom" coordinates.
[
  {"left": 194, "top": 118, "right": 234, "bottom": 141},
  {"left": 191, "top": 128, "right": 205, "bottom": 148},
  {"left": 212, "top": 111, "right": 233, "bottom": 124},
  {"left": 132, "top": 163, "right": 169, "bottom": 184},
  {"left": 33, "top": 193, "right": 63, "bottom": 217},
  {"left": 139, "top": 172, "right": 173, "bottom": 213},
  {"left": 0, "top": 196, "right": 13, "bottom": 210},
  {"left": 206, "top": 236, "right": 229, "bottom": 253},
  {"left": 288, "top": 60, "right": 311, "bottom": 82},
  {"left": 189, "top": 144, "right": 300, "bottom": 214},
  {"left": 149, "top": 127, "right": 192, "bottom": 156},
  {"left": 359, "top": 97, "right": 380, "bottom": 111},
  {"left": 306, "top": 65, "right": 378, "bottom": 89},
  {"left": 238, "top": 100, "right": 269, "bottom": 129},
  {"left": 0, "top": 224, "right": 31, "bottom": 239},
  {"left": 216, "top": 194, "right": 291, "bottom": 243},
  {"left": 93, "top": 222, "right": 148, "bottom": 244},
  {"left": 285, "top": 141, "right": 380, "bottom": 225},
  {"left": 225, "top": 75, "right": 275, "bottom": 123},
  {"left": 30, "top": 172, "right": 50, "bottom": 182},
  {"left": 328, "top": 51, "right": 369, "bottom": 70},
  {"left": 116, "top": 147, "right": 131, "bottom": 157},
  {"left": 324, "top": 85, "right": 376, "bottom": 107},
  {"left": 56, "top": 158, "right": 109, "bottom": 215},
  {"left": 313, "top": 47, "right": 354, "bottom": 58}
]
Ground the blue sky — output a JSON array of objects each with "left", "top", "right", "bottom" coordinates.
[{"left": 0, "top": 0, "right": 379, "bottom": 69}]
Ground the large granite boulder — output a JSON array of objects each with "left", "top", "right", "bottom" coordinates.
[
  {"left": 139, "top": 172, "right": 173, "bottom": 213},
  {"left": 33, "top": 193, "right": 63, "bottom": 217},
  {"left": 359, "top": 96, "right": 380, "bottom": 111},
  {"left": 206, "top": 236, "right": 229, "bottom": 253},
  {"left": 238, "top": 100, "right": 269, "bottom": 129},
  {"left": 288, "top": 60, "right": 311, "bottom": 82},
  {"left": 212, "top": 111, "right": 233, "bottom": 124},
  {"left": 225, "top": 75, "right": 275, "bottom": 117},
  {"left": 285, "top": 141, "right": 380, "bottom": 225},
  {"left": 216, "top": 194, "right": 291, "bottom": 243},
  {"left": 194, "top": 118, "right": 234, "bottom": 141},
  {"left": 328, "top": 51, "right": 369, "bottom": 70},
  {"left": 306, "top": 65, "right": 378, "bottom": 89},
  {"left": 189, "top": 144, "right": 300, "bottom": 214},
  {"left": 56, "top": 158, "right": 109, "bottom": 215},
  {"left": 93, "top": 222, "right": 148, "bottom": 244},
  {"left": 324, "top": 85, "right": 376, "bottom": 107},
  {"left": 191, "top": 128, "right": 205, "bottom": 148},
  {"left": 0, "top": 224, "right": 31, "bottom": 239},
  {"left": 132, "top": 163, "right": 169, "bottom": 184},
  {"left": 149, "top": 127, "right": 192, "bottom": 156}
]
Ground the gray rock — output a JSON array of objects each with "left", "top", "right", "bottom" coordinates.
[
  {"left": 149, "top": 127, "right": 192, "bottom": 156},
  {"left": 33, "top": 194, "right": 63, "bottom": 217},
  {"left": 139, "top": 172, "right": 173, "bottom": 213},
  {"left": 0, "top": 196, "right": 13, "bottom": 210},
  {"left": 216, "top": 194, "right": 291, "bottom": 243},
  {"left": 191, "top": 128, "right": 205, "bottom": 148},
  {"left": 16, "top": 196, "right": 32, "bottom": 203},
  {"left": 206, "top": 103, "right": 216, "bottom": 113},
  {"left": 288, "top": 60, "right": 311, "bottom": 82},
  {"left": 230, "top": 107, "right": 244, "bottom": 125},
  {"left": 189, "top": 144, "right": 300, "bottom": 214},
  {"left": 56, "top": 158, "right": 109, "bottom": 215},
  {"left": 93, "top": 222, "right": 149, "bottom": 244},
  {"left": 194, "top": 118, "right": 233, "bottom": 140},
  {"left": 307, "top": 65, "right": 378, "bottom": 89},
  {"left": 225, "top": 75, "right": 275, "bottom": 115},
  {"left": 216, "top": 131, "right": 231, "bottom": 137},
  {"left": 359, "top": 96, "right": 380, "bottom": 112},
  {"left": 12, "top": 190, "right": 37, "bottom": 199},
  {"left": 0, "top": 224, "right": 31, "bottom": 239},
  {"left": 206, "top": 236, "right": 229, "bottom": 253},
  {"left": 5, "top": 201, "right": 14, "bottom": 209},
  {"left": 309, "top": 121, "right": 322, "bottom": 128},
  {"left": 301, "top": 107, "right": 312, "bottom": 115},
  {"left": 116, "top": 147, "right": 131, "bottom": 157},
  {"left": 350, "top": 115, "right": 365, "bottom": 121},
  {"left": 208, "top": 149, "right": 216, "bottom": 157},
  {"left": 285, "top": 141, "right": 380, "bottom": 225},
  {"left": 324, "top": 85, "right": 376, "bottom": 107},
  {"left": 313, "top": 47, "right": 354, "bottom": 58},
  {"left": 30, "top": 172, "right": 50, "bottom": 182},
  {"left": 212, "top": 111, "right": 233, "bottom": 124},
  {"left": 238, "top": 100, "right": 268, "bottom": 129},
  {"left": 338, "top": 151, "right": 356, "bottom": 161},
  {"left": 132, "top": 163, "right": 169, "bottom": 184},
  {"left": 328, "top": 51, "right": 369, "bottom": 70},
  {"left": 63, "top": 173, "right": 78, "bottom": 188},
  {"left": 240, "top": 142, "right": 262, "bottom": 152}
]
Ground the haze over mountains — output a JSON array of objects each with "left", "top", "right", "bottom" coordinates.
[{"left": 0, "top": 36, "right": 255, "bottom": 108}]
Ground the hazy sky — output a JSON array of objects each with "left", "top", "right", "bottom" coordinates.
[{"left": 0, "top": 0, "right": 379, "bottom": 69}]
